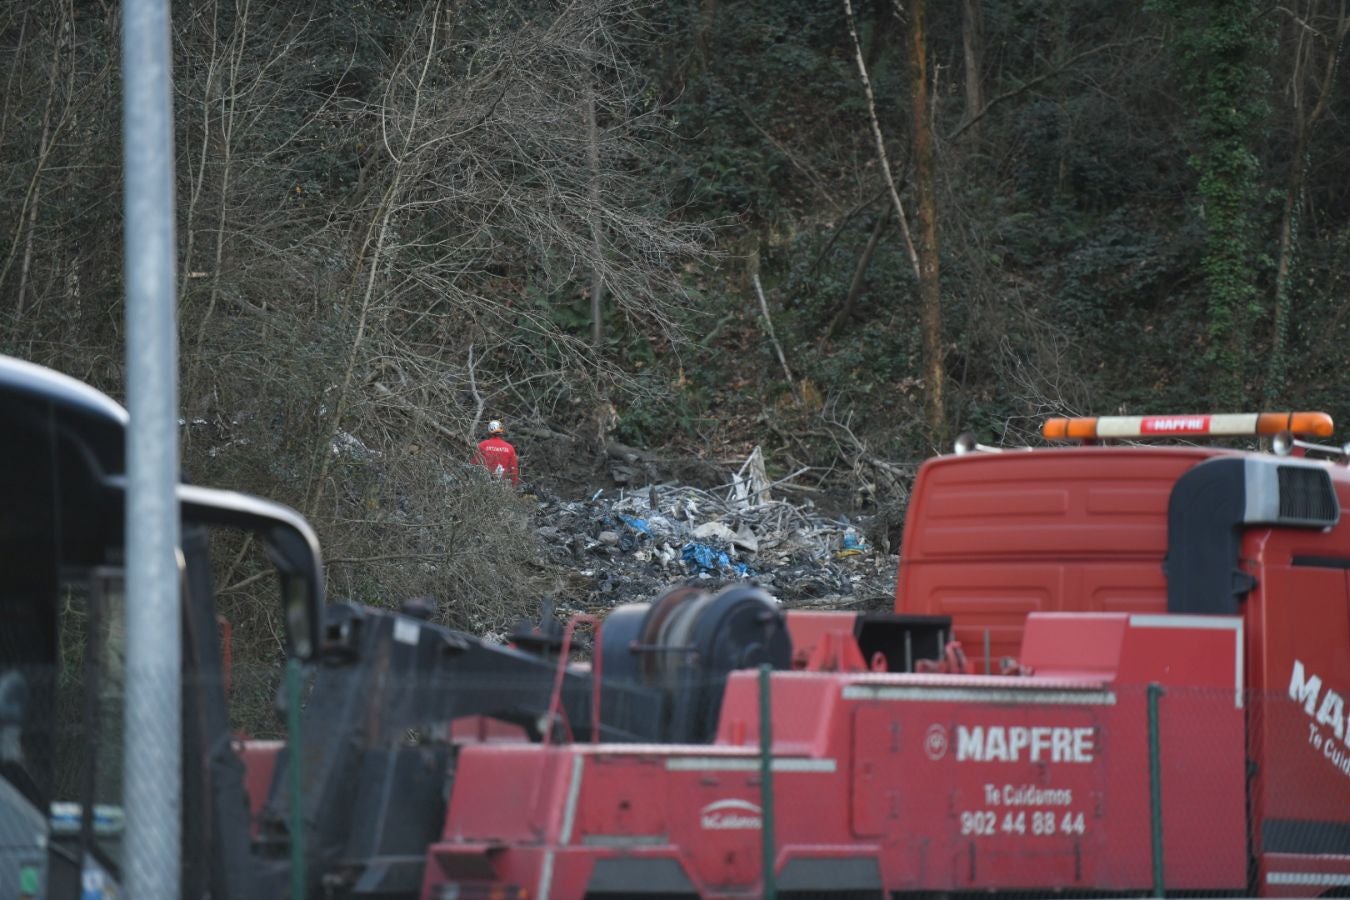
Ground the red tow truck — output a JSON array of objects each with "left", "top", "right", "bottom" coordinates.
[
  {"left": 426, "top": 412, "right": 1350, "bottom": 898},
  {"left": 3, "top": 353, "right": 1347, "bottom": 898}
]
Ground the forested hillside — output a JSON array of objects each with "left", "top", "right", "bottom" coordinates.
[{"left": 3, "top": 0, "right": 1349, "bottom": 658}]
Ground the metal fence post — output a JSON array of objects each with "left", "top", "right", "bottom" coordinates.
[
  {"left": 288, "top": 659, "right": 306, "bottom": 900},
  {"left": 121, "top": 0, "right": 181, "bottom": 897},
  {"left": 759, "top": 663, "right": 776, "bottom": 900},
  {"left": 1147, "top": 683, "right": 1165, "bottom": 898}
]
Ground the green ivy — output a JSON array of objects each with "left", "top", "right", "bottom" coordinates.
[{"left": 1147, "top": 0, "right": 1272, "bottom": 407}]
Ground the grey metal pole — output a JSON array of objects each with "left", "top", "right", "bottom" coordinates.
[
  {"left": 758, "top": 664, "right": 776, "bottom": 900},
  {"left": 287, "top": 659, "right": 306, "bottom": 900},
  {"left": 1147, "top": 683, "right": 1165, "bottom": 897},
  {"left": 121, "top": 0, "right": 181, "bottom": 896}
]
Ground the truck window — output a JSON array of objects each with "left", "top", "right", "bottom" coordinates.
[{"left": 50, "top": 567, "right": 127, "bottom": 867}]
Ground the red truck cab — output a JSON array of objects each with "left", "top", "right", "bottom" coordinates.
[{"left": 896, "top": 413, "right": 1350, "bottom": 894}]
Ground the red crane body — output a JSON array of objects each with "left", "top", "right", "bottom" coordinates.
[{"left": 422, "top": 440, "right": 1350, "bottom": 898}]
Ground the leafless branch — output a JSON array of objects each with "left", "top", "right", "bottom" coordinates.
[{"left": 842, "top": 0, "right": 921, "bottom": 281}]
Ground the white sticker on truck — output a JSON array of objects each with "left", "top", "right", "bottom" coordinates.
[
  {"left": 1291, "top": 659, "right": 1350, "bottom": 780},
  {"left": 952, "top": 724, "right": 1096, "bottom": 764}
]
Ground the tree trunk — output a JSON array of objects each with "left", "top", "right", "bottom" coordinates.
[
  {"left": 910, "top": 0, "right": 946, "bottom": 445},
  {"left": 827, "top": 212, "right": 888, "bottom": 339},
  {"left": 960, "top": 0, "right": 983, "bottom": 140}
]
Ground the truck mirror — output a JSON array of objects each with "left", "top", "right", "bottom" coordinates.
[
  {"left": 176, "top": 484, "right": 325, "bottom": 660},
  {"left": 102, "top": 475, "right": 325, "bottom": 659},
  {"left": 261, "top": 519, "right": 323, "bottom": 660}
]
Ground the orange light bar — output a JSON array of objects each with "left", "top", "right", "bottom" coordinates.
[
  {"left": 1041, "top": 411, "right": 1334, "bottom": 441},
  {"left": 1256, "top": 411, "right": 1335, "bottom": 437}
]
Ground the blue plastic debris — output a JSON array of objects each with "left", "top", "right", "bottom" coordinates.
[
  {"left": 681, "top": 542, "right": 730, "bottom": 572},
  {"left": 618, "top": 515, "right": 650, "bottom": 534},
  {"left": 680, "top": 542, "right": 754, "bottom": 577},
  {"left": 834, "top": 528, "right": 866, "bottom": 559}
]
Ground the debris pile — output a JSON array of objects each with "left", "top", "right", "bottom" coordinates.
[{"left": 531, "top": 453, "right": 898, "bottom": 611}]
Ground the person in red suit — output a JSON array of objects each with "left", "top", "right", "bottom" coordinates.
[{"left": 473, "top": 419, "right": 519, "bottom": 486}]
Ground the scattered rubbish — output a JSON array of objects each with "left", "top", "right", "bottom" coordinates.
[
  {"left": 692, "top": 521, "right": 737, "bottom": 543},
  {"left": 835, "top": 528, "right": 866, "bottom": 559},
  {"left": 619, "top": 515, "right": 650, "bottom": 534},
  {"left": 529, "top": 474, "right": 895, "bottom": 610},
  {"left": 731, "top": 445, "right": 772, "bottom": 508},
  {"left": 681, "top": 541, "right": 731, "bottom": 572},
  {"left": 732, "top": 525, "right": 759, "bottom": 554}
]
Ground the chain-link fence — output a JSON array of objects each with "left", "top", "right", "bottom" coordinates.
[{"left": 9, "top": 618, "right": 1350, "bottom": 899}]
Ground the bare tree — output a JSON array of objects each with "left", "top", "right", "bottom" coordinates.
[
  {"left": 909, "top": 0, "right": 946, "bottom": 444},
  {"left": 0, "top": 0, "right": 74, "bottom": 324},
  {"left": 1266, "top": 0, "right": 1349, "bottom": 400},
  {"left": 961, "top": 0, "right": 984, "bottom": 140},
  {"left": 841, "top": 0, "right": 946, "bottom": 443},
  {"left": 842, "top": 0, "right": 920, "bottom": 280}
]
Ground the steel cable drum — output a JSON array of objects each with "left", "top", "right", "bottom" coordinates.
[
  {"left": 597, "top": 584, "right": 708, "bottom": 688},
  {"left": 596, "top": 584, "right": 788, "bottom": 742},
  {"left": 597, "top": 585, "right": 713, "bottom": 741},
  {"left": 681, "top": 584, "right": 791, "bottom": 742},
  {"left": 597, "top": 602, "right": 649, "bottom": 686},
  {"left": 643, "top": 586, "right": 713, "bottom": 741},
  {"left": 638, "top": 584, "right": 707, "bottom": 683},
  {"left": 654, "top": 591, "right": 714, "bottom": 690},
  {"left": 595, "top": 602, "right": 658, "bottom": 740}
]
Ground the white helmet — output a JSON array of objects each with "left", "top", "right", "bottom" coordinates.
[{"left": 487, "top": 419, "right": 504, "bottom": 435}]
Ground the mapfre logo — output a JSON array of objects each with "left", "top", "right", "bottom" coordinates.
[
  {"left": 699, "top": 798, "right": 762, "bottom": 830},
  {"left": 1290, "top": 659, "right": 1350, "bottom": 780},
  {"left": 924, "top": 724, "right": 949, "bottom": 760},
  {"left": 1141, "top": 415, "right": 1209, "bottom": 434}
]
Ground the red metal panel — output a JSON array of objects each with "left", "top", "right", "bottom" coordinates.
[
  {"left": 235, "top": 738, "right": 281, "bottom": 837},
  {"left": 575, "top": 754, "right": 668, "bottom": 843},
  {"left": 785, "top": 610, "right": 861, "bottom": 668},
  {"left": 715, "top": 671, "right": 845, "bottom": 755},
  {"left": 896, "top": 449, "right": 1198, "bottom": 666},
  {"left": 441, "top": 745, "right": 569, "bottom": 844},
  {"left": 897, "top": 690, "right": 1113, "bottom": 891},
  {"left": 910, "top": 568, "right": 1057, "bottom": 666},
  {"left": 663, "top": 762, "right": 764, "bottom": 891},
  {"left": 851, "top": 704, "right": 900, "bottom": 839},
  {"left": 1019, "top": 613, "right": 1128, "bottom": 676},
  {"left": 1247, "top": 562, "right": 1350, "bottom": 836},
  {"left": 448, "top": 715, "right": 529, "bottom": 744},
  {"left": 1117, "top": 617, "right": 1248, "bottom": 889},
  {"left": 837, "top": 613, "right": 1247, "bottom": 892},
  {"left": 925, "top": 485, "right": 1071, "bottom": 519},
  {"left": 901, "top": 449, "right": 1208, "bottom": 559}
]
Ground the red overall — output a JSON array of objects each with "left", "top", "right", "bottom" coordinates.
[{"left": 473, "top": 436, "right": 519, "bottom": 486}]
